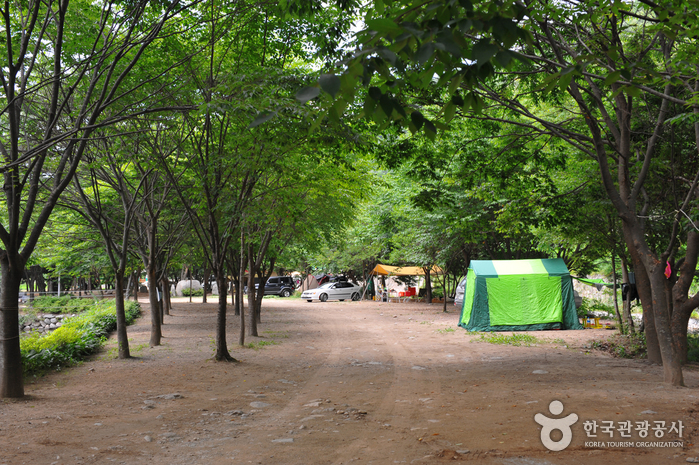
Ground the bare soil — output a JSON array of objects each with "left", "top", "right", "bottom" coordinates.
[{"left": 2, "top": 297, "right": 699, "bottom": 465}]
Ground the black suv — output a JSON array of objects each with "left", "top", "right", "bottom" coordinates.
[{"left": 261, "top": 276, "right": 295, "bottom": 297}]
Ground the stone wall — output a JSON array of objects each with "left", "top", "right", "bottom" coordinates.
[{"left": 21, "top": 314, "right": 76, "bottom": 334}]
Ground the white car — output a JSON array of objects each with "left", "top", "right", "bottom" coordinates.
[{"left": 301, "top": 282, "right": 362, "bottom": 302}]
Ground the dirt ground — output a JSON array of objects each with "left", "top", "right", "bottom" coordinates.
[{"left": 2, "top": 297, "right": 699, "bottom": 465}]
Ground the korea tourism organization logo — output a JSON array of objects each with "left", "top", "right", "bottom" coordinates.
[{"left": 534, "top": 400, "right": 684, "bottom": 451}]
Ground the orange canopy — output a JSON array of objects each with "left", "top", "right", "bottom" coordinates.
[{"left": 370, "top": 264, "right": 443, "bottom": 276}]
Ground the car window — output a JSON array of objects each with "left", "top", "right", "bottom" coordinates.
[{"left": 318, "top": 283, "right": 334, "bottom": 289}]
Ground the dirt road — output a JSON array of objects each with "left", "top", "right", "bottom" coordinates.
[{"left": 1, "top": 297, "right": 698, "bottom": 464}]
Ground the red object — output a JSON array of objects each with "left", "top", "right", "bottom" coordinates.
[
  {"left": 665, "top": 261, "right": 671, "bottom": 279},
  {"left": 399, "top": 292, "right": 406, "bottom": 297}
]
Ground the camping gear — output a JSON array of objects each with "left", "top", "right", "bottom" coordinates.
[{"left": 458, "top": 258, "right": 583, "bottom": 331}]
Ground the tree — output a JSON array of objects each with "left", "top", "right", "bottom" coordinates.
[
  {"left": 0, "top": 0, "right": 193, "bottom": 397},
  {"left": 312, "top": 0, "right": 699, "bottom": 385}
]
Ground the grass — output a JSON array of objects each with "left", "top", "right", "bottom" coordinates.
[
  {"left": 262, "top": 330, "right": 289, "bottom": 338},
  {"left": 245, "top": 340, "right": 279, "bottom": 350},
  {"left": 436, "top": 327, "right": 455, "bottom": 334},
  {"left": 474, "top": 332, "right": 541, "bottom": 347},
  {"left": 590, "top": 333, "right": 646, "bottom": 359}
]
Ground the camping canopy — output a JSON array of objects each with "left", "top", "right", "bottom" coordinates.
[
  {"left": 370, "top": 264, "right": 443, "bottom": 276},
  {"left": 458, "top": 258, "right": 583, "bottom": 332}
]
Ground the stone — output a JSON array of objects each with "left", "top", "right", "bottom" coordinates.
[
  {"left": 532, "top": 370, "right": 549, "bottom": 374},
  {"left": 641, "top": 410, "right": 657, "bottom": 415},
  {"left": 175, "top": 280, "right": 202, "bottom": 297},
  {"left": 250, "top": 402, "right": 271, "bottom": 408},
  {"left": 271, "top": 438, "right": 293, "bottom": 443}
]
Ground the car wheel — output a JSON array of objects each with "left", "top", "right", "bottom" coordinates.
[
  {"left": 351, "top": 292, "right": 360, "bottom": 301},
  {"left": 281, "top": 289, "right": 291, "bottom": 298},
  {"left": 319, "top": 293, "right": 328, "bottom": 302}
]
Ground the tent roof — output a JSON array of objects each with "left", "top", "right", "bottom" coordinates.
[
  {"left": 371, "top": 264, "right": 443, "bottom": 276},
  {"left": 469, "top": 258, "right": 570, "bottom": 278}
]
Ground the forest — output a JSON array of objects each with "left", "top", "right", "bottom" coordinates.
[{"left": 0, "top": 0, "right": 698, "bottom": 400}]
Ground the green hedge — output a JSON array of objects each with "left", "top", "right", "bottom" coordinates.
[
  {"left": 181, "top": 287, "right": 204, "bottom": 296},
  {"left": 21, "top": 300, "right": 141, "bottom": 375}
]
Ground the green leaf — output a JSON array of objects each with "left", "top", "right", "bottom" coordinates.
[
  {"left": 603, "top": 70, "right": 622, "bottom": 86},
  {"left": 296, "top": 86, "right": 321, "bottom": 104},
  {"left": 247, "top": 111, "right": 278, "bottom": 129},
  {"left": 366, "top": 18, "right": 402, "bottom": 34},
  {"left": 411, "top": 111, "right": 425, "bottom": 131},
  {"left": 319, "top": 74, "right": 341, "bottom": 98},
  {"left": 471, "top": 40, "right": 498, "bottom": 65},
  {"left": 415, "top": 42, "right": 435, "bottom": 66}
]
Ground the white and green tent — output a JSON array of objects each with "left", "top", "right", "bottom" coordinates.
[{"left": 458, "top": 258, "right": 583, "bottom": 331}]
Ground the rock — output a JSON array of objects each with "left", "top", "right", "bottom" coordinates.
[
  {"left": 641, "top": 410, "right": 657, "bottom": 415},
  {"left": 686, "top": 458, "right": 698, "bottom": 463},
  {"left": 532, "top": 370, "right": 549, "bottom": 374},
  {"left": 456, "top": 450, "right": 470, "bottom": 455},
  {"left": 250, "top": 402, "right": 271, "bottom": 408},
  {"left": 154, "top": 393, "right": 183, "bottom": 400},
  {"left": 271, "top": 438, "right": 294, "bottom": 443},
  {"left": 175, "top": 280, "right": 202, "bottom": 296}
]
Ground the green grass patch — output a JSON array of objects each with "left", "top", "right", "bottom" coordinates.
[
  {"left": 262, "top": 330, "right": 289, "bottom": 339},
  {"left": 590, "top": 333, "right": 646, "bottom": 359},
  {"left": 475, "top": 332, "right": 541, "bottom": 346},
  {"left": 686, "top": 335, "right": 699, "bottom": 363},
  {"left": 436, "top": 327, "right": 455, "bottom": 334},
  {"left": 245, "top": 340, "right": 279, "bottom": 350},
  {"left": 21, "top": 300, "right": 141, "bottom": 375}
]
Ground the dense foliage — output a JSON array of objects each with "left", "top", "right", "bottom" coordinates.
[{"left": 20, "top": 301, "right": 141, "bottom": 375}]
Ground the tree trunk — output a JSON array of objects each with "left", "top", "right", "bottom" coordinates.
[
  {"left": 161, "top": 277, "right": 170, "bottom": 316},
  {"left": 114, "top": 270, "right": 131, "bottom": 359},
  {"left": 147, "top": 266, "right": 162, "bottom": 347},
  {"left": 645, "top": 260, "right": 684, "bottom": 385},
  {"left": 611, "top": 252, "right": 624, "bottom": 334},
  {"left": 671, "top": 229, "right": 699, "bottom": 364},
  {"left": 238, "top": 232, "right": 246, "bottom": 346},
  {"left": 620, "top": 256, "right": 635, "bottom": 335},
  {"left": 247, "top": 244, "right": 258, "bottom": 337},
  {"left": 202, "top": 266, "right": 209, "bottom": 304},
  {"left": 214, "top": 265, "right": 235, "bottom": 361},
  {"left": 0, "top": 256, "right": 25, "bottom": 398},
  {"left": 423, "top": 268, "right": 433, "bottom": 304},
  {"left": 623, "top": 226, "right": 660, "bottom": 363}
]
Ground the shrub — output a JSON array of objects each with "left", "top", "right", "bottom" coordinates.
[
  {"left": 21, "top": 300, "right": 141, "bottom": 375},
  {"left": 590, "top": 333, "right": 646, "bottom": 359},
  {"left": 181, "top": 287, "right": 204, "bottom": 297},
  {"left": 31, "top": 295, "right": 96, "bottom": 314},
  {"left": 577, "top": 298, "right": 614, "bottom": 319}
]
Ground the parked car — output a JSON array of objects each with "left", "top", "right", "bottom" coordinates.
[
  {"left": 261, "top": 276, "right": 296, "bottom": 297},
  {"left": 301, "top": 281, "right": 361, "bottom": 302}
]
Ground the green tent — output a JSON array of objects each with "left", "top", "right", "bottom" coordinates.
[{"left": 458, "top": 258, "right": 583, "bottom": 331}]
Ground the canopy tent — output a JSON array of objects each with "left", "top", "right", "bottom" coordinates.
[
  {"left": 362, "top": 264, "right": 443, "bottom": 301},
  {"left": 369, "top": 264, "right": 443, "bottom": 276},
  {"left": 458, "top": 258, "right": 583, "bottom": 332}
]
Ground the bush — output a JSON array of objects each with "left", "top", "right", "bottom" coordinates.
[
  {"left": 577, "top": 298, "right": 614, "bottom": 319},
  {"left": 181, "top": 288, "right": 204, "bottom": 297},
  {"left": 590, "top": 333, "right": 646, "bottom": 359},
  {"left": 20, "top": 300, "right": 141, "bottom": 375},
  {"left": 31, "top": 295, "right": 96, "bottom": 314}
]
